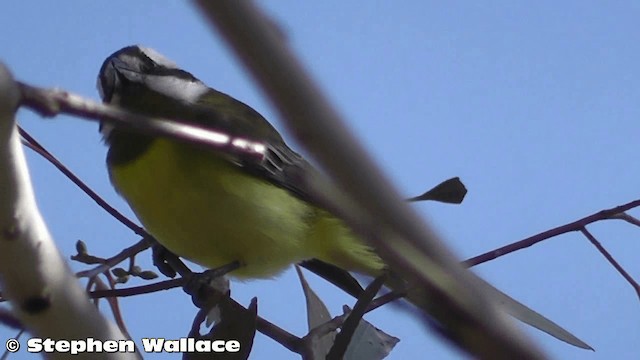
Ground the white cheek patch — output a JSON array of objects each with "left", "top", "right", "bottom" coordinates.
[{"left": 144, "top": 75, "right": 209, "bottom": 103}]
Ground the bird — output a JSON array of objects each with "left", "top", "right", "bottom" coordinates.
[{"left": 97, "top": 45, "right": 589, "bottom": 349}]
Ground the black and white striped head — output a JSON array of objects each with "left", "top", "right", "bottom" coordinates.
[
  {"left": 97, "top": 45, "right": 209, "bottom": 136},
  {"left": 97, "top": 45, "right": 209, "bottom": 105}
]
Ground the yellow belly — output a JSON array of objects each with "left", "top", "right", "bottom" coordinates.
[
  {"left": 108, "top": 139, "right": 316, "bottom": 278},
  {"left": 109, "top": 138, "right": 385, "bottom": 278}
]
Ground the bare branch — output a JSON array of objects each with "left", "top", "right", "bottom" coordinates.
[
  {"left": 18, "top": 128, "right": 146, "bottom": 236},
  {"left": 90, "top": 278, "right": 185, "bottom": 299},
  {"left": 610, "top": 212, "right": 640, "bottom": 228},
  {"left": 77, "top": 239, "right": 150, "bottom": 279},
  {"left": 580, "top": 227, "right": 640, "bottom": 300},
  {"left": 464, "top": 199, "right": 640, "bottom": 267},
  {"left": 0, "top": 63, "right": 135, "bottom": 359}
]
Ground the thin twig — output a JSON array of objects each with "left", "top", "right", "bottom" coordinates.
[
  {"left": 77, "top": 239, "right": 150, "bottom": 279},
  {"left": 18, "top": 127, "right": 146, "bottom": 236},
  {"left": 256, "top": 316, "right": 302, "bottom": 353},
  {"left": 91, "top": 276, "right": 134, "bottom": 343},
  {"left": 464, "top": 199, "right": 640, "bottom": 267},
  {"left": 580, "top": 227, "right": 640, "bottom": 300},
  {"left": 610, "top": 212, "right": 640, "bottom": 228},
  {"left": 327, "top": 275, "right": 386, "bottom": 359},
  {"left": 90, "top": 278, "right": 185, "bottom": 299}
]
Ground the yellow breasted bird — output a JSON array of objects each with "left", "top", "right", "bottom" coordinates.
[{"left": 97, "top": 45, "right": 589, "bottom": 349}]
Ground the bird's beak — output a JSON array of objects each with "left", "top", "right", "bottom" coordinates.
[
  {"left": 99, "top": 57, "right": 144, "bottom": 103},
  {"left": 97, "top": 60, "right": 117, "bottom": 103},
  {"left": 97, "top": 57, "right": 134, "bottom": 137}
]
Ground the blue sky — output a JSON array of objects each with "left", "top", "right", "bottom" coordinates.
[{"left": 2, "top": 1, "right": 639, "bottom": 359}]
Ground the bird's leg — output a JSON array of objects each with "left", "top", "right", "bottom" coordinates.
[
  {"left": 151, "top": 242, "right": 187, "bottom": 278},
  {"left": 183, "top": 261, "right": 241, "bottom": 310}
]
